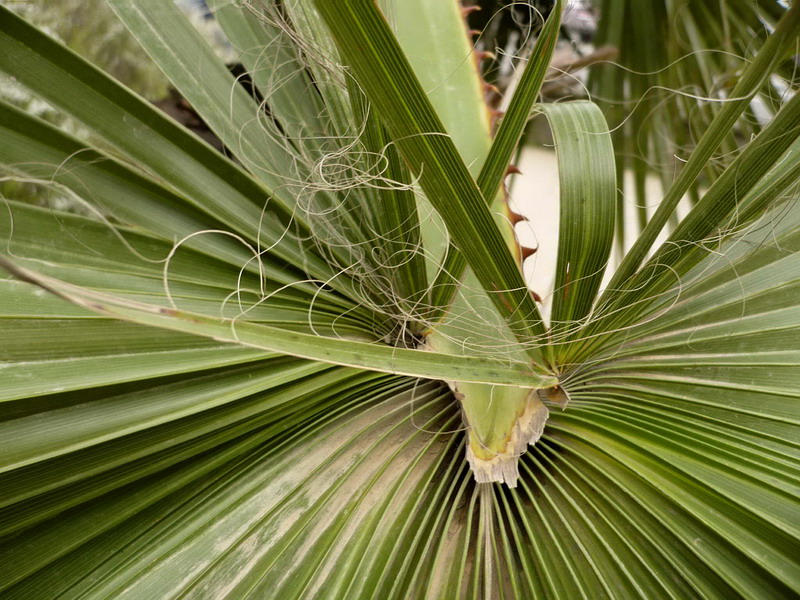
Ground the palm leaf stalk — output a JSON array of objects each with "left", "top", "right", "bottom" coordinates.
[{"left": 0, "top": 0, "right": 799, "bottom": 597}]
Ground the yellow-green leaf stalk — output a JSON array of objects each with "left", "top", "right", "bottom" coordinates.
[
  {"left": 422, "top": 283, "right": 554, "bottom": 486},
  {"left": 381, "top": 0, "right": 559, "bottom": 485}
]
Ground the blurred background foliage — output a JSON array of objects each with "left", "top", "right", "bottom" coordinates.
[{"left": 1, "top": 0, "right": 170, "bottom": 116}]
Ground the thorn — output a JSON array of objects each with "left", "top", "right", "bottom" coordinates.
[
  {"left": 520, "top": 246, "right": 538, "bottom": 260},
  {"left": 531, "top": 290, "right": 543, "bottom": 303},
  {"left": 476, "top": 50, "right": 495, "bottom": 62},
  {"left": 505, "top": 164, "right": 523, "bottom": 176},
  {"left": 461, "top": 5, "right": 481, "bottom": 17},
  {"left": 468, "top": 29, "right": 482, "bottom": 37},
  {"left": 488, "top": 109, "right": 505, "bottom": 127},
  {"left": 509, "top": 209, "right": 525, "bottom": 225},
  {"left": 483, "top": 82, "right": 500, "bottom": 96}
]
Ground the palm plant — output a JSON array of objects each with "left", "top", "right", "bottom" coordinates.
[{"left": 1, "top": 0, "right": 799, "bottom": 597}]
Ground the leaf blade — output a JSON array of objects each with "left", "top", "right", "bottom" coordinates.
[{"left": 310, "top": 0, "right": 548, "bottom": 358}]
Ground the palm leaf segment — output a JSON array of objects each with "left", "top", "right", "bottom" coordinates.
[{"left": 0, "top": 0, "right": 799, "bottom": 597}]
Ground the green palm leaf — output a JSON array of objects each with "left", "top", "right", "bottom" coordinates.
[
  {"left": 590, "top": 0, "right": 796, "bottom": 251},
  {"left": 0, "top": 0, "right": 798, "bottom": 597}
]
